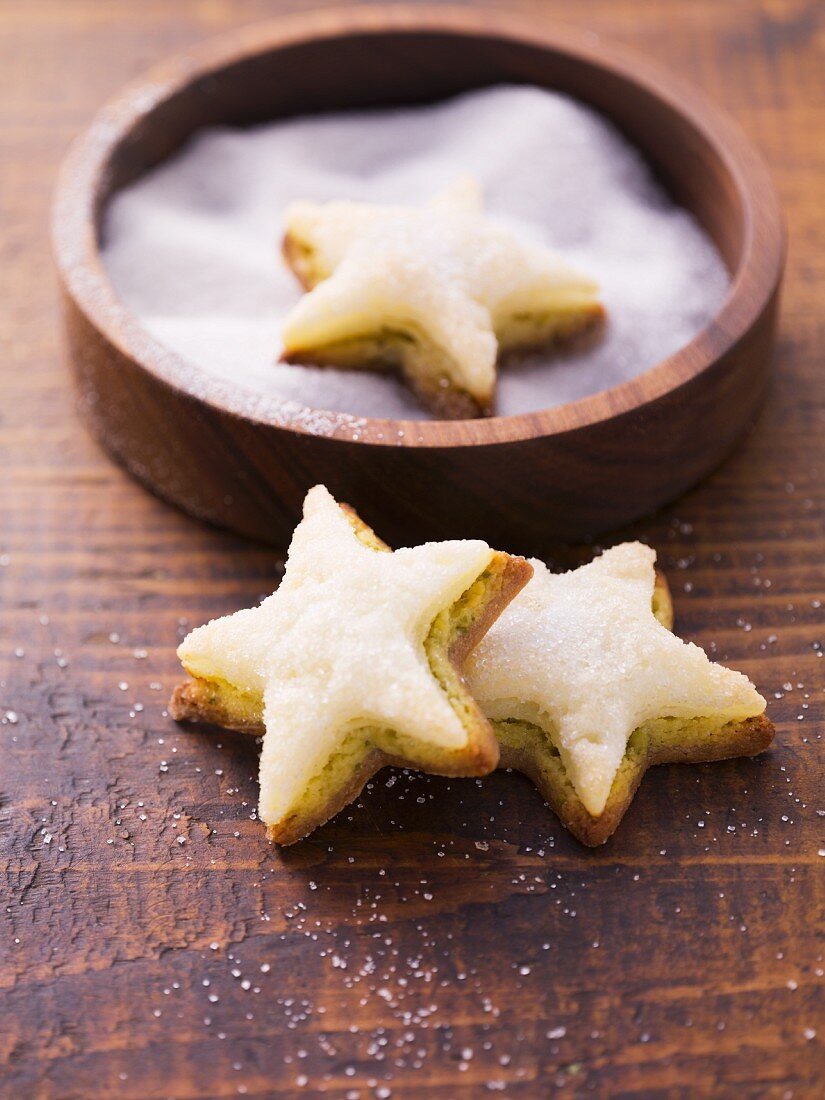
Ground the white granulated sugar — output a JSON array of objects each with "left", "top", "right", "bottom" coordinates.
[{"left": 103, "top": 85, "right": 729, "bottom": 420}]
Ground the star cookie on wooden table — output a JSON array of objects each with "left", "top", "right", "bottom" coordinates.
[
  {"left": 465, "top": 542, "right": 774, "bottom": 845},
  {"left": 170, "top": 485, "right": 532, "bottom": 844},
  {"left": 280, "top": 176, "right": 603, "bottom": 418}
]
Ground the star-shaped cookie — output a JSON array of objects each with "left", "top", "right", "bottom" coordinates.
[
  {"left": 170, "top": 485, "right": 532, "bottom": 844},
  {"left": 280, "top": 177, "right": 603, "bottom": 418},
  {"left": 465, "top": 543, "right": 774, "bottom": 845}
]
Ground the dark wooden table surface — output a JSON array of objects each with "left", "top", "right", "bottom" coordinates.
[{"left": 2, "top": 1, "right": 823, "bottom": 1096}]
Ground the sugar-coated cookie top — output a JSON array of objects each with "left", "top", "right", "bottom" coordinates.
[
  {"left": 466, "top": 542, "right": 766, "bottom": 817},
  {"left": 178, "top": 485, "right": 494, "bottom": 825},
  {"left": 281, "top": 177, "right": 600, "bottom": 402}
]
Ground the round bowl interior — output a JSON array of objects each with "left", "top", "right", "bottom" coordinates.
[{"left": 54, "top": 5, "right": 784, "bottom": 551}]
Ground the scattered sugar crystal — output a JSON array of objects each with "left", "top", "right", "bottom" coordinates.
[{"left": 103, "top": 85, "right": 728, "bottom": 422}]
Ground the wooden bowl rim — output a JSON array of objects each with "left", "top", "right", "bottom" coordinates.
[{"left": 53, "top": 3, "right": 785, "bottom": 448}]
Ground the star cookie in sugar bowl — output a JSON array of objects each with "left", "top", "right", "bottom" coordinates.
[{"left": 280, "top": 177, "right": 603, "bottom": 418}]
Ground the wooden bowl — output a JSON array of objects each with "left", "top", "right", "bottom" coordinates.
[{"left": 53, "top": 5, "right": 784, "bottom": 554}]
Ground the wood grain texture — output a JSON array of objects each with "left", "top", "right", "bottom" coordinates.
[
  {"left": 1, "top": 1, "right": 823, "bottom": 1097},
  {"left": 53, "top": 5, "right": 784, "bottom": 551}
]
